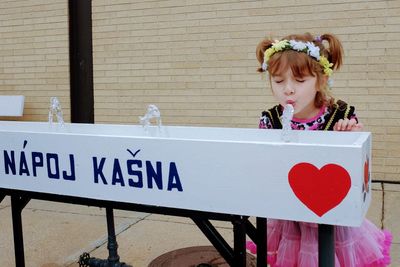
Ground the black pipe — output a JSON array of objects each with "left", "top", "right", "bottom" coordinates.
[
  {"left": 78, "top": 209, "right": 132, "bottom": 267},
  {"left": 11, "top": 195, "right": 30, "bottom": 267},
  {"left": 69, "top": 0, "right": 94, "bottom": 123},
  {"left": 232, "top": 216, "right": 247, "bottom": 267},
  {"left": 69, "top": 1, "right": 131, "bottom": 266},
  {"left": 318, "top": 224, "right": 335, "bottom": 267},
  {"left": 106, "top": 208, "right": 121, "bottom": 264},
  {"left": 256, "top": 217, "right": 267, "bottom": 267}
]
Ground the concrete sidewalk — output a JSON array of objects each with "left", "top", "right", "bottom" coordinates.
[{"left": 0, "top": 183, "right": 399, "bottom": 266}]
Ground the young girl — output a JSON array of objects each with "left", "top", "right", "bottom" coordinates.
[{"left": 246, "top": 33, "right": 392, "bottom": 267}]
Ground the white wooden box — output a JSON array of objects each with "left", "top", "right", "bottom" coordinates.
[
  {"left": 0, "top": 95, "right": 25, "bottom": 116},
  {"left": 0, "top": 121, "right": 371, "bottom": 226}
]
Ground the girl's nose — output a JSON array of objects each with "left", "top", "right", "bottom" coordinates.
[{"left": 284, "top": 85, "right": 295, "bottom": 95}]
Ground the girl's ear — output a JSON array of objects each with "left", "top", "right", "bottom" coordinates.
[{"left": 320, "top": 75, "right": 329, "bottom": 90}]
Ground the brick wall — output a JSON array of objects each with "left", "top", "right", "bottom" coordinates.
[
  {"left": 0, "top": 0, "right": 70, "bottom": 121},
  {"left": 1, "top": 0, "right": 399, "bottom": 181}
]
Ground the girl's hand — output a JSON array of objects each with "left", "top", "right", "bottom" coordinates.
[{"left": 333, "top": 118, "right": 364, "bottom": 131}]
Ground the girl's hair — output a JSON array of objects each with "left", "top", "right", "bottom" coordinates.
[{"left": 256, "top": 33, "right": 343, "bottom": 108}]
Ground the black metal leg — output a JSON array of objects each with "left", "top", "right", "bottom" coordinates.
[
  {"left": 244, "top": 217, "right": 268, "bottom": 267},
  {"left": 318, "top": 224, "right": 335, "bottom": 267},
  {"left": 78, "top": 207, "right": 132, "bottom": 267},
  {"left": 232, "top": 216, "right": 247, "bottom": 267},
  {"left": 10, "top": 195, "right": 30, "bottom": 267},
  {"left": 256, "top": 217, "right": 267, "bottom": 267},
  {"left": 106, "top": 208, "right": 120, "bottom": 263},
  {"left": 192, "top": 217, "right": 234, "bottom": 266}
]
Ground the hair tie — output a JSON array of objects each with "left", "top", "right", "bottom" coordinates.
[{"left": 314, "top": 35, "right": 322, "bottom": 42}]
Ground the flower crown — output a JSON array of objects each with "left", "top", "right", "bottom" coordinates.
[{"left": 262, "top": 39, "right": 333, "bottom": 77}]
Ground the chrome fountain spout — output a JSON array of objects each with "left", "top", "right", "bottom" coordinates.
[
  {"left": 139, "top": 104, "right": 162, "bottom": 130},
  {"left": 281, "top": 104, "right": 294, "bottom": 142},
  {"left": 48, "top": 97, "right": 64, "bottom": 125}
]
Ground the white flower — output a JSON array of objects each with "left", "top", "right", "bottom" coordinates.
[
  {"left": 289, "top": 40, "right": 307, "bottom": 51},
  {"left": 262, "top": 62, "right": 268, "bottom": 71},
  {"left": 305, "top": 42, "right": 320, "bottom": 60}
]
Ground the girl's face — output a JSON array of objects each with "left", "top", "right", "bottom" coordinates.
[{"left": 271, "top": 68, "right": 319, "bottom": 119}]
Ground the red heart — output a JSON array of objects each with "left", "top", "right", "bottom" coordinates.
[{"left": 288, "top": 163, "right": 351, "bottom": 217}]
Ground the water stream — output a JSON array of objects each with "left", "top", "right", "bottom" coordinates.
[{"left": 281, "top": 104, "right": 294, "bottom": 142}]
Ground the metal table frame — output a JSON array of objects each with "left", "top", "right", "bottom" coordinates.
[{"left": 0, "top": 188, "right": 334, "bottom": 267}]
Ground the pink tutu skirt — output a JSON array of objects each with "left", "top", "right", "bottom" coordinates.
[{"left": 246, "top": 219, "right": 392, "bottom": 267}]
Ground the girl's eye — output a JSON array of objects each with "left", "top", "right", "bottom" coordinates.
[
  {"left": 274, "top": 80, "right": 283, "bottom": 84},
  {"left": 296, "top": 79, "right": 305, "bottom": 83}
]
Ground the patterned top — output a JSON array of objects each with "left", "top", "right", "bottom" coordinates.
[{"left": 259, "top": 100, "right": 358, "bottom": 131}]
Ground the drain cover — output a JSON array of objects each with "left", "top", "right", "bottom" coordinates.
[{"left": 148, "top": 246, "right": 256, "bottom": 267}]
